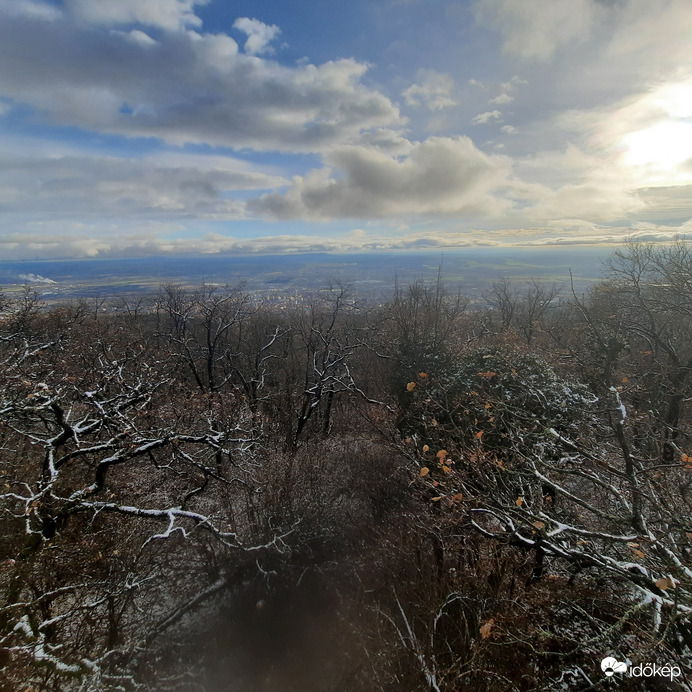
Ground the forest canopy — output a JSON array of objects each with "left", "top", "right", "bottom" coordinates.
[{"left": 1, "top": 242, "right": 691, "bottom": 691}]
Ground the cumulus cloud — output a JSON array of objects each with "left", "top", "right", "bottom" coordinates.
[
  {"left": 488, "top": 74, "right": 524, "bottom": 107},
  {"left": 500, "top": 125, "right": 516, "bottom": 134},
  {"left": 0, "top": 8, "right": 402, "bottom": 152},
  {"left": 233, "top": 17, "right": 280, "bottom": 55},
  {"left": 489, "top": 93, "right": 513, "bottom": 105},
  {"left": 0, "top": 148, "right": 285, "bottom": 220},
  {"left": 64, "top": 0, "right": 209, "bottom": 31},
  {"left": 472, "top": 110, "right": 502, "bottom": 125},
  {"left": 402, "top": 70, "right": 457, "bottom": 111},
  {"left": 249, "top": 136, "right": 512, "bottom": 220}
]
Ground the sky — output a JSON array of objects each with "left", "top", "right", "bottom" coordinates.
[{"left": 1, "top": 0, "right": 691, "bottom": 260}]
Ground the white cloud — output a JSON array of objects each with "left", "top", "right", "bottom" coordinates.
[
  {"left": 518, "top": 223, "right": 692, "bottom": 247},
  {"left": 249, "top": 136, "right": 512, "bottom": 220},
  {"left": 5, "top": 220, "right": 689, "bottom": 261},
  {"left": 502, "top": 76, "right": 527, "bottom": 89},
  {"left": 475, "top": 0, "right": 692, "bottom": 100},
  {"left": 355, "top": 128, "right": 413, "bottom": 155},
  {"left": 403, "top": 70, "right": 457, "bottom": 111},
  {"left": 550, "top": 77, "right": 692, "bottom": 198},
  {"left": 524, "top": 179, "right": 643, "bottom": 223},
  {"left": 488, "top": 74, "right": 524, "bottom": 106},
  {"left": 475, "top": 0, "right": 597, "bottom": 61},
  {"left": 0, "top": 0, "right": 61, "bottom": 22},
  {"left": 233, "top": 17, "right": 280, "bottom": 55},
  {"left": 0, "top": 10, "right": 402, "bottom": 152},
  {"left": 489, "top": 92, "right": 513, "bottom": 105},
  {"left": 510, "top": 144, "right": 646, "bottom": 222},
  {"left": 0, "top": 226, "right": 506, "bottom": 260},
  {"left": 604, "top": 0, "right": 692, "bottom": 72},
  {"left": 65, "top": 0, "right": 209, "bottom": 31},
  {"left": 472, "top": 110, "right": 502, "bottom": 125},
  {"left": 0, "top": 148, "right": 286, "bottom": 220},
  {"left": 116, "top": 29, "right": 159, "bottom": 48},
  {"left": 500, "top": 125, "right": 516, "bottom": 134}
]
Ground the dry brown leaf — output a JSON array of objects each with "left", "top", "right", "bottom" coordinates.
[
  {"left": 515, "top": 496, "right": 523, "bottom": 507},
  {"left": 480, "top": 618, "right": 494, "bottom": 639},
  {"left": 532, "top": 521, "right": 546, "bottom": 530},
  {"left": 655, "top": 577, "right": 675, "bottom": 590},
  {"left": 422, "top": 444, "right": 430, "bottom": 453},
  {"left": 475, "top": 430, "right": 484, "bottom": 439},
  {"left": 419, "top": 372, "right": 428, "bottom": 378},
  {"left": 436, "top": 449, "right": 448, "bottom": 458},
  {"left": 420, "top": 467, "right": 430, "bottom": 477},
  {"left": 406, "top": 382, "right": 416, "bottom": 392},
  {"left": 632, "top": 548, "right": 645, "bottom": 559}
]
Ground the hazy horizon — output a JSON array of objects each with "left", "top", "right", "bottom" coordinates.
[{"left": 0, "top": 245, "right": 613, "bottom": 300}]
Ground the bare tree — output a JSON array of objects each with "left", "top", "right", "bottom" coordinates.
[
  {"left": 0, "top": 307, "right": 287, "bottom": 690},
  {"left": 156, "top": 283, "right": 253, "bottom": 393},
  {"left": 488, "top": 277, "right": 561, "bottom": 345}
]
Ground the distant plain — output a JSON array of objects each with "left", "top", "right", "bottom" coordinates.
[{"left": 0, "top": 246, "right": 612, "bottom": 303}]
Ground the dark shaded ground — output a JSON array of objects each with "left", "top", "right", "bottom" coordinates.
[{"left": 199, "top": 574, "right": 361, "bottom": 692}]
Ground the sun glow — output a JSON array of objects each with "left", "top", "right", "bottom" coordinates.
[
  {"left": 623, "top": 120, "right": 692, "bottom": 168},
  {"left": 620, "top": 81, "right": 692, "bottom": 185}
]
